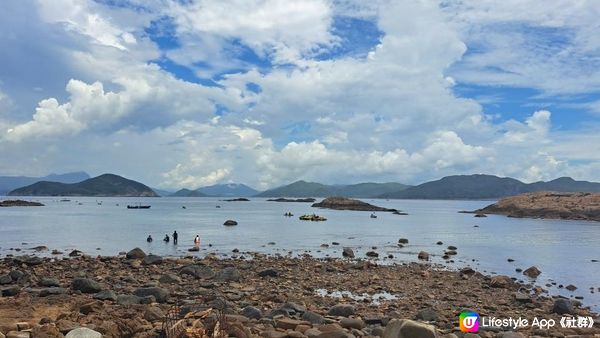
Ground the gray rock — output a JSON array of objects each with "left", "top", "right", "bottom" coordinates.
[
  {"left": 65, "top": 327, "right": 102, "bottom": 338},
  {"left": 258, "top": 269, "right": 279, "bottom": 277},
  {"left": 416, "top": 307, "right": 438, "bottom": 322},
  {"left": 159, "top": 274, "right": 182, "bottom": 284},
  {"left": 281, "top": 302, "right": 306, "bottom": 314},
  {"left": 342, "top": 248, "right": 354, "bottom": 258},
  {"left": 398, "top": 238, "right": 409, "bottom": 244},
  {"left": 116, "top": 294, "right": 142, "bottom": 305},
  {"left": 39, "top": 287, "right": 68, "bottom": 297},
  {"left": 0, "top": 274, "right": 11, "bottom": 285},
  {"left": 242, "top": 306, "right": 263, "bottom": 320},
  {"left": 328, "top": 304, "right": 355, "bottom": 317},
  {"left": 1, "top": 286, "right": 21, "bottom": 297},
  {"left": 417, "top": 251, "right": 430, "bottom": 261},
  {"left": 144, "top": 306, "right": 165, "bottom": 322},
  {"left": 215, "top": 267, "right": 241, "bottom": 282},
  {"left": 224, "top": 220, "right": 238, "bottom": 226},
  {"left": 143, "top": 254, "right": 163, "bottom": 265},
  {"left": 551, "top": 298, "right": 574, "bottom": 315},
  {"left": 39, "top": 277, "right": 60, "bottom": 287},
  {"left": 72, "top": 278, "right": 102, "bottom": 293},
  {"left": 94, "top": 290, "right": 117, "bottom": 301},
  {"left": 497, "top": 333, "right": 525, "bottom": 338},
  {"left": 126, "top": 247, "right": 146, "bottom": 259},
  {"left": 180, "top": 264, "right": 215, "bottom": 279},
  {"left": 9, "top": 270, "right": 24, "bottom": 281},
  {"left": 383, "top": 319, "right": 436, "bottom": 338},
  {"left": 302, "top": 311, "right": 326, "bottom": 324},
  {"left": 366, "top": 251, "right": 379, "bottom": 258},
  {"left": 133, "top": 287, "right": 169, "bottom": 303}
]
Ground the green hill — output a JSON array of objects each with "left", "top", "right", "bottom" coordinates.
[
  {"left": 170, "top": 188, "right": 208, "bottom": 197},
  {"left": 8, "top": 174, "right": 158, "bottom": 197},
  {"left": 255, "top": 180, "right": 410, "bottom": 198}
]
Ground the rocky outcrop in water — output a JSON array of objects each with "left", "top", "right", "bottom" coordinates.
[
  {"left": 311, "top": 197, "right": 398, "bottom": 212},
  {"left": 474, "top": 192, "right": 600, "bottom": 221},
  {"left": 267, "top": 198, "right": 316, "bottom": 202},
  {"left": 0, "top": 200, "right": 44, "bottom": 207}
]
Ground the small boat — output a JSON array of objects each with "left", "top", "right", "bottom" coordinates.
[
  {"left": 216, "top": 205, "right": 221, "bottom": 208},
  {"left": 370, "top": 213, "right": 377, "bottom": 219},
  {"left": 284, "top": 212, "right": 294, "bottom": 217},
  {"left": 127, "top": 205, "right": 151, "bottom": 209},
  {"left": 299, "top": 214, "right": 327, "bottom": 221},
  {"left": 60, "top": 199, "right": 71, "bottom": 202},
  {"left": 182, "top": 206, "right": 186, "bottom": 209}
]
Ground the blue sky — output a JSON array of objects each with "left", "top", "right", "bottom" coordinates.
[{"left": 1, "top": 0, "right": 600, "bottom": 189}]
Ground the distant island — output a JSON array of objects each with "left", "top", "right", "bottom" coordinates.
[
  {"left": 377, "top": 175, "right": 600, "bottom": 200},
  {"left": 473, "top": 192, "right": 600, "bottom": 222},
  {"left": 267, "top": 198, "right": 316, "bottom": 202},
  {"left": 7, "top": 174, "right": 158, "bottom": 197},
  {"left": 0, "top": 171, "right": 90, "bottom": 195},
  {"left": 0, "top": 199, "right": 44, "bottom": 207},
  {"left": 312, "top": 197, "right": 398, "bottom": 212},
  {"left": 170, "top": 183, "right": 258, "bottom": 197}
]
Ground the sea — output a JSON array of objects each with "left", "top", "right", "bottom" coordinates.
[{"left": 1, "top": 196, "right": 599, "bottom": 310}]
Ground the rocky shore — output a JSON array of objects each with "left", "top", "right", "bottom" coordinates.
[
  {"left": 311, "top": 198, "right": 397, "bottom": 212},
  {"left": 474, "top": 192, "right": 600, "bottom": 222},
  {"left": 1, "top": 251, "right": 598, "bottom": 338}
]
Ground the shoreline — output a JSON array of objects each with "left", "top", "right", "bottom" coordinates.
[{"left": 1, "top": 251, "right": 598, "bottom": 338}]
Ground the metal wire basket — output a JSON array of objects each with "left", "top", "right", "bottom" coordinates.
[{"left": 160, "top": 295, "right": 231, "bottom": 338}]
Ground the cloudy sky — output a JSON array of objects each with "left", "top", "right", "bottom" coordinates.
[{"left": 1, "top": 0, "right": 600, "bottom": 190}]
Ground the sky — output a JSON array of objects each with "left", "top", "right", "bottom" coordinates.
[{"left": 1, "top": 0, "right": 600, "bottom": 190}]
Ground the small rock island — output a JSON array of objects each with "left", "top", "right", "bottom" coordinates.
[
  {"left": 311, "top": 197, "right": 398, "bottom": 212},
  {"left": 474, "top": 191, "right": 600, "bottom": 221},
  {"left": 0, "top": 200, "right": 44, "bottom": 207}
]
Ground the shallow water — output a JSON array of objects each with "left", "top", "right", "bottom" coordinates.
[{"left": 0, "top": 196, "right": 599, "bottom": 309}]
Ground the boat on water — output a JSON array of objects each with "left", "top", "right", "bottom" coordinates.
[
  {"left": 127, "top": 205, "right": 151, "bottom": 209},
  {"left": 370, "top": 213, "right": 377, "bottom": 218},
  {"left": 284, "top": 212, "right": 294, "bottom": 217},
  {"left": 299, "top": 214, "right": 327, "bottom": 221}
]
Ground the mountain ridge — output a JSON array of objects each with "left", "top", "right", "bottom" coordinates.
[
  {"left": 255, "top": 181, "right": 410, "bottom": 198},
  {"left": 0, "top": 172, "right": 90, "bottom": 195},
  {"left": 7, "top": 173, "right": 158, "bottom": 197}
]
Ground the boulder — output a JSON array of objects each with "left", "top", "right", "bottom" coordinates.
[
  {"left": 302, "top": 311, "right": 326, "bottom": 324},
  {"left": 417, "top": 251, "right": 429, "bottom": 261},
  {"left": 416, "top": 308, "right": 438, "bottom": 322},
  {"left": 116, "top": 294, "right": 142, "bottom": 305},
  {"left": 383, "top": 319, "right": 436, "bottom": 338},
  {"left": 523, "top": 266, "right": 541, "bottom": 278},
  {"left": 224, "top": 220, "right": 238, "bottom": 226},
  {"left": 490, "top": 275, "right": 513, "bottom": 288},
  {"left": 366, "top": 251, "right": 379, "bottom": 258},
  {"left": 342, "top": 248, "right": 354, "bottom": 258},
  {"left": 328, "top": 304, "right": 355, "bottom": 317},
  {"left": 65, "top": 328, "right": 102, "bottom": 338},
  {"left": 551, "top": 299, "right": 574, "bottom": 315},
  {"left": 94, "top": 290, "right": 117, "bottom": 301},
  {"left": 159, "top": 274, "right": 182, "bottom": 284},
  {"left": 40, "top": 287, "right": 68, "bottom": 297},
  {"left": 5, "top": 332, "right": 29, "bottom": 338},
  {"left": 68, "top": 250, "right": 82, "bottom": 257},
  {"left": 72, "top": 278, "right": 102, "bottom": 294},
  {"left": 125, "top": 247, "right": 146, "bottom": 259},
  {"left": 340, "top": 318, "right": 365, "bottom": 329},
  {"left": 39, "top": 277, "right": 60, "bottom": 287},
  {"left": 133, "top": 287, "right": 169, "bottom": 303},
  {"left": 9, "top": 270, "right": 24, "bottom": 281},
  {"left": 2, "top": 286, "right": 21, "bottom": 297},
  {"left": 398, "top": 238, "right": 409, "bottom": 244},
  {"left": 258, "top": 269, "right": 279, "bottom": 277},
  {"left": 180, "top": 264, "right": 215, "bottom": 279},
  {"left": 144, "top": 306, "right": 165, "bottom": 322},
  {"left": 242, "top": 306, "right": 263, "bottom": 320},
  {"left": 142, "top": 254, "right": 163, "bottom": 265},
  {"left": 215, "top": 267, "right": 241, "bottom": 282},
  {"left": 565, "top": 284, "right": 577, "bottom": 291},
  {"left": 0, "top": 274, "right": 12, "bottom": 285}
]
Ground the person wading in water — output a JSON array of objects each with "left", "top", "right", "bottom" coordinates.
[{"left": 173, "top": 231, "right": 178, "bottom": 244}]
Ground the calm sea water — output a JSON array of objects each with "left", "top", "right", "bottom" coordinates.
[{"left": 1, "top": 197, "right": 599, "bottom": 309}]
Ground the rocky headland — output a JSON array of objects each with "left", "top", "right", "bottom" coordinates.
[
  {"left": 267, "top": 198, "right": 317, "bottom": 203},
  {"left": 1, "top": 250, "right": 597, "bottom": 338},
  {"left": 311, "top": 197, "right": 397, "bottom": 212},
  {"left": 474, "top": 192, "right": 600, "bottom": 222},
  {"left": 0, "top": 200, "right": 44, "bottom": 207}
]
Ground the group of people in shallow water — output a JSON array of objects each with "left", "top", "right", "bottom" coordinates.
[{"left": 146, "top": 231, "right": 200, "bottom": 247}]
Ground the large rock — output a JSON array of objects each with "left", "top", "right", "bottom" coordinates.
[
  {"left": 302, "top": 311, "right": 326, "bottom": 324},
  {"left": 417, "top": 251, "right": 430, "bottom": 261},
  {"left": 143, "top": 254, "right": 163, "bottom": 265},
  {"left": 0, "top": 274, "right": 12, "bottom": 285},
  {"left": 224, "top": 220, "right": 238, "bottom": 226},
  {"left": 144, "top": 306, "right": 165, "bottom": 322},
  {"left": 65, "top": 327, "right": 102, "bottom": 338},
  {"left": 133, "top": 287, "right": 169, "bottom": 303},
  {"left": 116, "top": 294, "right": 142, "bottom": 305},
  {"left": 497, "top": 333, "right": 525, "bottom": 338},
  {"left": 490, "top": 275, "right": 513, "bottom": 288},
  {"left": 125, "top": 247, "right": 146, "bottom": 259},
  {"left": 551, "top": 298, "right": 574, "bottom": 315},
  {"left": 31, "top": 324, "right": 64, "bottom": 338},
  {"left": 416, "top": 308, "right": 438, "bottom": 322},
  {"left": 258, "top": 269, "right": 279, "bottom": 277},
  {"left": 180, "top": 264, "right": 215, "bottom": 279},
  {"left": 342, "top": 248, "right": 354, "bottom": 258},
  {"left": 327, "top": 304, "right": 355, "bottom": 317},
  {"left": 383, "top": 319, "right": 437, "bottom": 338},
  {"left": 340, "top": 318, "right": 365, "bottom": 329},
  {"left": 312, "top": 197, "right": 397, "bottom": 212},
  {"left": 159, "top": 274, "right": 182, "bottom": 284},
  {"left": 40, "top": 287, "right": 68, "bottom": 297},
  {"left": 94, "top": 290, "right": 117, "bottom": 301},
  {"left": 215, "top": 267, "right": 241, "bottom": 282},
  {"left": 72, "top": 278, "right": 102, "bottom": 293},
  {"left": 242, "top": 306, "right": 263, "bottom": 320},
  {"left": 522, "top": 266, "right": 541, "bottom": 278},
  {"left": 39, "top": 277, "right": 61, "bottom": 287}
]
